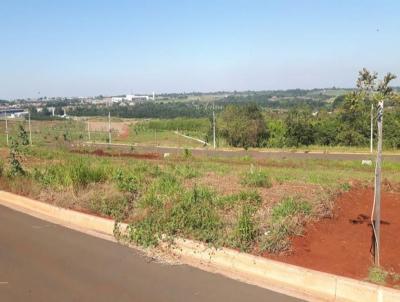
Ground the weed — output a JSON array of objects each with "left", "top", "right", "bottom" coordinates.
[
  {"left": 340, "top": 182, "right": 351, "bottom": 192},
  {"left": 367, "top": 266, "right": 388, "bottom": 285},
  {"left": 129, "top": 186, "right": 221, "bottom": 247},
  {"left": 113, "top": 169, "right": 140, "bottom": 193},
  {"left": 168, "top": 186, "right": 221, "bottom": 243},
  {"left": 0, "top": 159, "right": 4, "bottom": 177},
  {"left": 216, "top": 190, "right": 261, "bottom": 209},
  {"left": 241, "top": 168, "right": 272, "bottom": 188},
  {"left": 183, "top": 148, "right": 192, "bottom": 158},
  {"left": 172, "top": 164, "right": 199, "bottom": 179},
  {"left": 261, "top": 197, "right": 312, "bottom": 253},
  {"left": 271, "top": 197, "right": 312, "bottom": 222},
  {"left": 69, "top": 158, "right": 108, "bottom": 190},
  {"left": 231, "top": 203, "right": 258, "bottom": 251}
]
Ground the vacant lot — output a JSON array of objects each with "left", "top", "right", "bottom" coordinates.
[{"left": 1, "top": 143, "right": 399, "bottom": 287}]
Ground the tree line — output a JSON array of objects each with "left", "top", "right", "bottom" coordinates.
[{"left": 213, "top": 70, "right": 399, "bottom": 149}]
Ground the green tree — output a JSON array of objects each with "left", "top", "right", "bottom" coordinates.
[
  {"left": 284, "top": 108, "right": 315, "bottom": 147},
  {"left": 218, "top": 104, "right": 268, "bottom": 149}
]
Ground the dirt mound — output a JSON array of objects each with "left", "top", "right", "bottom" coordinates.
[
  {"left": 72, "top": 149, "right": 161, "bottom": 160},
  {"left": 269, "top": 187, "right": 400, "bottom": 282}
]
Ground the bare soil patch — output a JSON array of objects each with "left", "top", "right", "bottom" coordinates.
[
  {"left": 267, "top": 187, "right": 400, "bottom": 285},
  {"left": 88, "top": 121, "right": 134, "bottom": 138},
  {"left": 72, "top": 149, "right": 161, "bottom": 160}
]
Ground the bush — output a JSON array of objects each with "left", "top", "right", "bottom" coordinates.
[
  {"left": 367, "top": 266, "right": 388, "bottom": 285},
  {"left": 113, "top": 169, "right": 140, "bottom": 193},
  {"left": 241, "top": 168, "right": 272, "bottom": 188}
]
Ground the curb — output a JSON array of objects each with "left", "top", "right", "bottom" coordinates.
[{"left": 0, "top": 191, "right": 399, "bottom": 302}]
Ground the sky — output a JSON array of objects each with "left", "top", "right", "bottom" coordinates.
[{"left": 1, "top": 0, "right": 399, "bottom": 99}]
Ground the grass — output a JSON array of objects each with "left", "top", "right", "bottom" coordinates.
[
  {"left": 261, "top": 197, "right": 312, "bottom": 253},
  {"left": 1, "top": 143, "right": 400, "bottom": 258},
  {"left": 241, "top": 168, "right": 272, "bottom": 188}
]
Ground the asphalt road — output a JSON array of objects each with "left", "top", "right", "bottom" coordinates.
[
  {"left": 84, "top": 142, "right": 400, "bottom": 162},
  {"left": 0, "top": 205, "right": 302, "bottom": 302}
]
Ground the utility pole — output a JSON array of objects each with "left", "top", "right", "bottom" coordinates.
[
  {"left": 372, "top": 100, "right": 383, "bottom": 266},
  {"left": 108, "top": 112, "right": 111, "bottom": 144},
  {"left": 213, "top": 103, "right": 216, "bottom": 149},
  {"left": 87, "top": 120, "right": 91, "bottom": 141},
  {"left": 5, "top": 112, "right": 9, "bottom": 146},
  {"left": 370, "top": 104, "right": 374, "bottom": 153},
  {"left": 28, "top": 111, "right": 32, "bottom": 146},
  {"left": 154, "top": 129, "right": 157, "bottom": 146}
]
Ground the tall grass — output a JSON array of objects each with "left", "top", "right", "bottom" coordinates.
[{"left": 261, "top": 197, "right": 312, "bottom": 253}]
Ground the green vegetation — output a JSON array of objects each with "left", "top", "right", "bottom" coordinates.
[
  {"left": 261, "top": 197, "right": 312, "bottom": 253},
  {"left": 0, "top": 141, "right": 400, "bottom": 266},
  {"left": 241, "top": 168, "right": 272, "bottom": 188},
  {"left": 218, "top": 103, "right": 268, "bottom": 148},
  {"left": 367, "top": 266, "right": 388, "bottom": 285}
]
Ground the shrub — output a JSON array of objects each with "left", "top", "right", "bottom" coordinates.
[
  {"left": 8, "top": 138, "right": 25, "bottom": 177},
  {"left": 113, "top": 169, "right": 140, "bottom": 193},
  {"left": 367, "top": 266, "right": 388, "bottom": 285}
]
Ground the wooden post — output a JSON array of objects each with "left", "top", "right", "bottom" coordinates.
[{"left": 373, "top": 100, "right": 383, "bottom": 266}]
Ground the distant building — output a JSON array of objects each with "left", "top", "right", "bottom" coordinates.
[{"left": 111, "top": 94, "right": 153, "bottom": 103}]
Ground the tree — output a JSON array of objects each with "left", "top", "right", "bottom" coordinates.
[
  {"left": 17, "top": 125, "right": 29, "bottom": 146},
  {"left": 218, "top": 104, "right": 268, "bottom": 149},
  {"left": 335, "top": 92, "right": 370, "bottom": 146},
  {"left": 284, "top": 108, "right": 315, "bottom": 147}
]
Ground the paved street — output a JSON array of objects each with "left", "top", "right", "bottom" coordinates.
[
  {"left": 0, "top": 205, "right": 302, "bottom": 302},
  {"left": 86, "top": 142, "right": 400, "bottom": 162}
]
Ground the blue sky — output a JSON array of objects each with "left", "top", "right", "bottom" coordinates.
[{"left": 1, "top": 0, "right": 399, "bottom": 99}]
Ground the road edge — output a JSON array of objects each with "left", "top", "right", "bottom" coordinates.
[{"left": 0, "top": 190, "right": 399, "bottom": 302}]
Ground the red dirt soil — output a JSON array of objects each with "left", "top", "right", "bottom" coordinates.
[
  {"left": 72, "top": 149, "right": 161, "bottom": 160},
  {"left": 270, "top": 187, "right": 400, "bottom": 282}
]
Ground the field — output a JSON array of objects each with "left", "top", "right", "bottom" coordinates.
[
  {"left": 2, "top": 117, "right": 400, "bottom": 154},
  {"left": 1, "top": 135, "right": 400, "bottom": 287}
]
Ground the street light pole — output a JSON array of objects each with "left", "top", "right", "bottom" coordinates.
[
  {"left": 5, "top": 112, "right": 9, "bottom": 146},
  {"left": 370, "top": 103, "right": 373, "bottom": 153},
  {"left": 373, "top": 100, "right": 384, "bottom": 266},
  {"left": 108, "top": 112, "right": 111, "bottom": 144},
  {"left": 213, "top": 103, "right": 216, "bottom": 149},
  {"left": 28, "top": 111, "right": 32, "bottom": 145}
]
